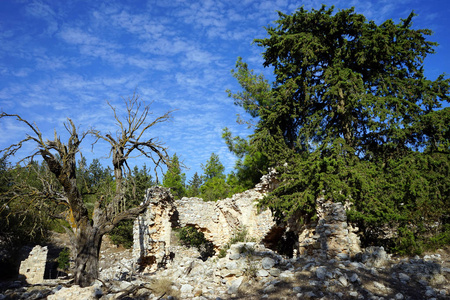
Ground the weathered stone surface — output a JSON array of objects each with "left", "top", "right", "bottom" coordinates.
[
  {"left": 298, "top": 197, "right": 361, "bottom": 259},
  {"left": 132, "top": 180, "right": 280, "bottom": 271},
  {"left": 19, "top": 245, "right": 48, "bottom": 284},
  {"left": 47, "top": 283, "right": 102, "bottom": 300},
  {"left": 175, "top": 189, "right": 276, "bottom": 249},
  {"left": 2, "top": 241, "right": 450, "bottom": 300},
  {"left": 132, "top": 169, "right": 364, "bottom": 270},
  {"left": 261, "top": 257, "right": 276, "bottom": 269},
  {"left": 315, "top": 266, "right": 327, "bottom": 280},
  {"left": 257, "top": 269, "right": 269, "bottom": 277},
  {"left": 227, "top": 277, "right": 243, "bottom": 294},
  {"left": 133, "top": 186, "right": 176, "bottom": 272},
  {"left": 398, "top": 272, "right": 410, "bottom": 282},
  {"left": 361, "top": 246, "right": 389, "bottom": 268}
]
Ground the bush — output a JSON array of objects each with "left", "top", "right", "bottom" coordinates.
[
  {"left": 57, "top": 247, "right": 71, "bottom": 271},
  {"left": 393, "top": 223, "right": 450, "bottom": 255},
  {"left": 178, "top": 226, "right": 207, "bottom": 248},
  {"left": 177, "top": 226, "right": 214, "bottom": 260},
  {"left": 229, "top": 226, "right": 251, "bottom": 244},
  {"left": 218, "top": 226, "right": 254, "bottom": 258},
  {"left": 426, "top": 224, "right": 450, "bottom": 250},
  {"left": 108, "top": 219, "right": 134, "bottom": 248}
]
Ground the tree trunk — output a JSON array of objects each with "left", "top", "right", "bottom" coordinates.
[{"left": 73, "top": 223, "right": 103, "bottom": 287}]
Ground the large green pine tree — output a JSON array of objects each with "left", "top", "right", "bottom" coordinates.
[
  {"left": 222, "top": 127, "right": 268, "bottom": 190},
  {"left": 229, "top": 5, "right": 449, "bottom": 253}
]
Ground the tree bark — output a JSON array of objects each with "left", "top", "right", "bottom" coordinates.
[{"left": 73, "top": 223, "right": 103, "bottom": 287}]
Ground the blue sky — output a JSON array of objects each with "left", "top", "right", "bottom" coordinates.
[{"left": 1, "top": 0, "right": 449, "bottom": 182}]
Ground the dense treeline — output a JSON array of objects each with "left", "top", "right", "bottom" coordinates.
[
  {"left": 0, "top": 151, "right": 247, "bottom": 258},
  {"left": 162, "top": 152, "right": 248, "bottom": 202},
  {"left": 226, "top": 5, "right": 449, "bottom": 254}
]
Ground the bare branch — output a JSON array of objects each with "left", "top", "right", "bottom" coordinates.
[
  {"left": 0, "top": 113, "right": 47, "bottom": 161},
  {"left": 100, "top": 202, "right": 150, "bottom": 235},
  {"left": 91, "top": 92, "right": 174, "bottom": 205}
]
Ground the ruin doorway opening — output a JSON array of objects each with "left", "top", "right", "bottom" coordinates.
[
  {"left": 174, "top": 225, "right": 215, "bottom": 261},
  {"left": 262, "top": 227, "right": 298, "bottom": 258}
]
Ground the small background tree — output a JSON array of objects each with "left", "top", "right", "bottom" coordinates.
[{"left": 162, "top": 153, "right": 186, "bottom": 199}]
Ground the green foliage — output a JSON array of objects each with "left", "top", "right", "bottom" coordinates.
[
  {"left": 77, "top": 158, "right": 115, "bottom": 213},
  {"left": 427, "top": 224, "right": 450, "bottom": 250},
  {"left": 229, "top": 226, "right": 251, "bottom": 245},
  {"left": 218, "top": 226, "right": 254, "bottom": 258},
  {"left": 0, "top": 160, "right": 54, "bottom": 246},
  {"left": 0, "top": 159, "right": 55, "bottom": 278},
  {"left": 218, "top": 248, "right": 227, "bottom": 258},
  {"left": 163, "top": 153, "right": 186, "bottom": 199},
  {"left": 109, "top": 164, "right": 156, "bottom": 248},
  {"left": 222, "top": 127, "right": 269, "bottom": 190},
  {"left": 198, "top": 153, "right": 249, "bottom": 201},
  {"left": 200, "top": 176, "right": 229, "bottom": 202},
  {"left": 228, "top": 5, "right": 450, "bottom": 254},
  {"left": 202, "top": 153, "right": 225, "bottom": 181},
  {"left": 178, "top": 226, "right": 207, "bottom": 248},
  {"left": 200, "top": 153, "right": 230, "bottom": 201},
  {"left": 177, "top": 226, "right": 214, "bottom": 260},
  {"left": 127, "top": 164, "right": 155, "bottom": 206},
  {"left": 252, "top": 5, "right": 448, "bottom": 157},
  {"left": 226, "top": 56, "right": 273, "bottom": 120},
  {"left": 393, "top": 227, "right": 424, "bottom": 256},
  {"left": 57, "top": 247, "right": 71, "bottom": 271},
  {"left": 108, "top": 219, "right": 134, "bottom": 248},
  {"left": 186, "top": 172, "right": 202, "bottom": 197}
]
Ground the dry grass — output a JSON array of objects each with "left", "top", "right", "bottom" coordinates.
[{"left": 149, "top": 277, "right": 181, "bottom": 299}]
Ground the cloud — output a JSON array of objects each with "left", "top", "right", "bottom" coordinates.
[
  {"left": 24, "top": 0, "right": 60, "bottom": 35},
  {"left": 109, "top": 10, "right": 168, "bottom": 40},
  {"left": 59, "top": 26, "right": 116, "bottom": 49}
]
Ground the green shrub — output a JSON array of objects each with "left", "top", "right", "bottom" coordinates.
[
  {"left": 229, "top": 226, "right": 251, "bottom": 244},
  {"left": 108, "top": 219, "right": 134, "bottom": 248},
  {"left": 218, "top": 226, "right": 254, "bottom": 258},
  {"left": 178, "top": 226, "right": 207, "bottom": 248},
  {"left": 426, "top": 224, "right": 450, "bottom": 250},
  {"left": 218, "top": 248, "right": 227, "bottom": 258},
  {"left": 177, "top": 226, "right": 215, "bottom": 260},
  {"left": 57, "top": 247, "right": 71, "bottom": 271}
]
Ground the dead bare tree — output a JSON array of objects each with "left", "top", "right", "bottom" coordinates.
[
  {"left": 91, "top": 93, "right": 172, "bottom": 214},
  {"left": 0, "top": 93, "right": 173, "bottom": 287}
]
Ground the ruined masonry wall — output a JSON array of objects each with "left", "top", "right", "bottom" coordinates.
[
  {"left": 19, "top": 245, "right": 48, "bottom": 284},
  {"left": 298, "top": 198, "right": 361, "bottom": 259},
  {"left": 133, "top": 187, "right": 176, "bottom": 272},
  {"left": 175, "top": 188, "right": 276, "bottom": 248},
  {"left": 133, "top": 169, "right": 362, "bottom": 269},
  {"left": 132, "top": 186, "right": 277, "bottom": 271}
]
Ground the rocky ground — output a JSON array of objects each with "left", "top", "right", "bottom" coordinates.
[{"left": 0, "top": 233, "right": 449, "bottom": 300}]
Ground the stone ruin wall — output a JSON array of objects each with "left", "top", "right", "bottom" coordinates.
[
  {"left": 133, "top": 169, "right": 362, "bottom": 271},
  {"left": 132, "top": 172, "right": 279, "bottom": 272},
  {"left": 132, "top": 187, "right": 176, "bottom": 271},
  {"left": 174, "top": 189, "right": 276, "bottom": 249},
  {"left": 18, "top": 245, "right": 48, "bottom": 284}
]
